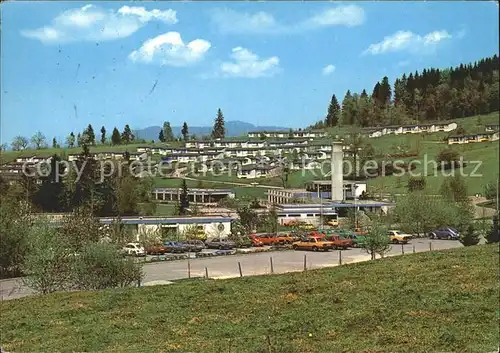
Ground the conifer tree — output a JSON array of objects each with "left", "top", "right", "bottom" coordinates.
[
  {"left": 325, "top": 94, "right": 340, "bottom": 127},
  {"left": 181, "top": 122, "right": 189, "bottom": 142},
  {"left": 212, "top": 109, "right": 226, "bottom": 139},
  {"left": 111, "top": 128, "right": 121, "bottom": 145},
  {"left": 100, "top": 126, "right": 106, "bottom": 144}
]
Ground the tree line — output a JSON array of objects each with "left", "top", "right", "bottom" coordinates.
[
  {"left": 10, "top": 124, "right": 140, "bottom": 151},
  {"left": 0, "top": 144, "right": 156, "bottom": 217},
  {"left": 317, "top": 54, "right": 499, "bottom": 129},
  {"left": 9, "top": 108, "right": 228, "bottom": 152},
  {"left": 159, "top": 108, "right": 227, "bottom": 142}
]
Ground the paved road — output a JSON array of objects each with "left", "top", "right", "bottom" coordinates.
[{"left": 0, "top": 239, "right": 462, "bottom": 301}]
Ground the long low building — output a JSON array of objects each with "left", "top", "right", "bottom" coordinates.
[
  {"left": 267, "top": 181, "right": 367, "bottom": 204},
  {"left": 365, "top": 122, "right": 457, "bottom": 138},
  {"left": 152, "top": 187, "right": 235, "bottom": 204},
  {"left": 447, "top": 131, "right": 499, "bottom": 145},
  {"left": 99, "top": 216, "right": 234, "bottom": 240},
  {"left": 274, "top": 201, "right": 395, "bottom": 226},
  {"left": 275, "top": 204, "right": 339, "bottom": 227}
]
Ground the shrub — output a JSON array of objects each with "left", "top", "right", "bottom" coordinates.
[
  {"left": 436, "top": 148, "right": 462, "bottom": 170},
  {"left": 407, "top": 177, "right": 426, "bottom": 192},
  {"left": 21, "top": 222, "right": 74, "bottom": 294},
  {"left": 71, "top": 243, "right": 143, "bottom": 291},
  {"left": 459, "top": 224, "right": 481, "bottom": 247},
  {"left": 486, "top": 215, "right": 499, "bottom": 244}
]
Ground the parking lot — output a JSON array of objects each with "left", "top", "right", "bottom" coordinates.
[
  {"left": 0, "top": 239, "right": 463, "bottom": 300},
  {"left": 142, "top": 239, "right": 463, "bottom": 283}
]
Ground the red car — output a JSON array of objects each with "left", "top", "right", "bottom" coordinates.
[
  {"left": 144, "top": 243, "right": 169, "bottom": 255},
  {"left": 250, "top": 237, "right": 264, "bottom": 247},
  {"left": 325, "top": 235, "right": 353, "bottom": 249}
]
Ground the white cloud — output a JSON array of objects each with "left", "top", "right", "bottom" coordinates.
[
  {"left": 129, "top": 32, "right": 211, "bottom": 67},
  {"left": 301, "top": 5, "right": 365, "bottom": 29},
  {"left": 210, "top": 5, "right": 365, "bottom": 34},
  {"left": 21, "top": 4, "right": 178, "bottom": 44},
  {"left": 215, "top": 47, "right": 281, "bottom": 78},
  {"left": 363, "top": 30, "right": 452, "bottom": 55},
  {"left": 322, "top": 64, "right": 336, "bottom": 76}
]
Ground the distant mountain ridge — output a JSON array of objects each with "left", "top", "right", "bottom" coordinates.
[{"left": 134, "top": 121, "right": 289, "bottom": 141}]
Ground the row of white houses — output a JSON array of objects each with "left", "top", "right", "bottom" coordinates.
[
  {"left": 447, "top": 131, "right": 499, "bottom": 145},
  {"left": 247, "top": 129, "right": 328, "bottom": 139},
  {"left": 365, "top": 122, "right": 458, "bottom": 138}
]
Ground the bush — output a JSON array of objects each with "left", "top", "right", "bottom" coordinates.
[
  {"left": 22, "top": 220, "right": 143, "bottom": 294},
  {"left": 21, "top": 222, "right": 74, "bottom": 294},
  {"left": 486, "top": 215, "right": 499, "bottom": 244},
  {"left": 436, "top": 148, "right": 462, "bottom": 170},
  {"left": 71, "top": 243, "right": 143, "bottom": 290},
  {"left": 407, "top": 177, "right": 426, "bottom": 192},
  {"left": 0, "top": 199, "right": 31, "bottom": 278},
  {"left": 459, "top": 224, "right": 481, "bottom": 247}
]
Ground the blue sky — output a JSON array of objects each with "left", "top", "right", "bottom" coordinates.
[{"left": 1, "top": 1, "right": 499, "bottom": 145}]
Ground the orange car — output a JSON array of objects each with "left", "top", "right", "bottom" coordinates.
[
  {"left": 292, "top": 237, "right": 335, "bottom": 252},
  {"left": 144, "top": 243, "right": 169, "bottom": 255},
  {"left": 250, "top": 234, "right": 295, "bottom": 245}
]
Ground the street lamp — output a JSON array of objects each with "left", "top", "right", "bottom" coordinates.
[{"left": 353, "top": 184, "right": 359, "bottom": 230}]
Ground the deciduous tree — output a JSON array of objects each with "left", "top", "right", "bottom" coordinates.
[
  {"left": 11, "top": 136, "right": 29, "bottom": 151},
  {"left": 362, "top": 224, "right": 391, "bottom": 260},
  {"left": 31, "top": 131, "right": 47, "bottom": 149},
  {"left": 163, "top": 121, "right": 174, "bottom": 142}
]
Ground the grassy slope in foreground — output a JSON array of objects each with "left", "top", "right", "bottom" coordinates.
[{"left": 1, "top": 245, "right": 499, "bottom": 353}]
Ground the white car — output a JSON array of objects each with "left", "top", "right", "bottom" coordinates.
[
  {"left": 387, "top": 230, "right": 413, "bottom": 244},
  {"left": 122, "top": 243, "right": 146, "bottom": 257}
]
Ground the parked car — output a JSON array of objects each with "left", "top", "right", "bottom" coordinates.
[
  {"left": 292, "top": 237, "right": 334, "bottom": 252},
  {"left": 250, "top": 234, "right": 277, "bottom": 245},
  {"left": 324, "top": 234, "right": 353, "bottom": 249},
  {"left": 297, "top": 222, "right": 317, "bottom": 231},
  {"left": 275, "top": 234, "right": 296, "bottom": 244},
  {"left": 387, "top": 230, "right": 412, "bottom": 244},
  {"left": 326, "top": 219, "right": 339, "bottom": 227},
  {"left": 122, "top": 242, "right": 146, "bottom": 257},
  {"left": 249, "top": 237, "right": 264, "bottom": 247},
  {"left": 182, "top": 240, "right": 206, "bottom": 252},
  {"left": 428, "top": 227, "right": 460, "bottom": 240},
  {"left": 343, "top": 233, "right": 368, "bottom": 248},
  {"left": 144, "top": 243, "right": 169, "bottom": 255},
  {"left": 163, "top": 241, "right": 187, "bottom": 253},
  {"left": 260, "top": 233, "right": 296, "bottom": 245},
  {"left": 205, "top": 237, "right": 235, "bottom": 250}
]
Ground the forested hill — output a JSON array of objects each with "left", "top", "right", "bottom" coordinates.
[{"left": 315, "top": 54, "right": 499, "bottom": 129}]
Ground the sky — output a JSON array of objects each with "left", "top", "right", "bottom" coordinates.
[{"left": 1, "top": 1, "right": 499, "bottom": 145}]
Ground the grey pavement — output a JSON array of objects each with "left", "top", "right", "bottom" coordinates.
[{"left": 0, "top": 239, "right": 463, "bottom": 301}]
